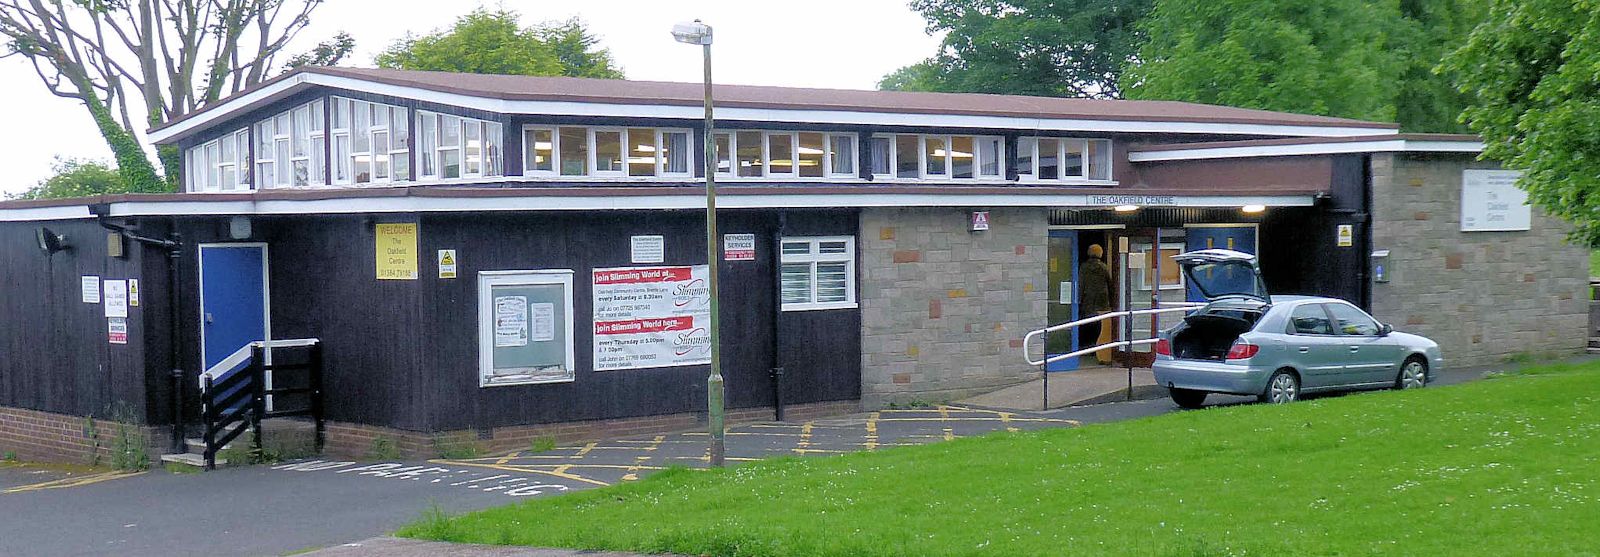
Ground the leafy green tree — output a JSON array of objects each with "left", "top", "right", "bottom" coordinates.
[
  {"left": 1124, "top": 0, "right": 1483, "bottom": 131},
  {"left": 9, "top": 158, "right": 126, "bottom": 200},
  {"left": 377, "top": 10, "right": 622, "bottom": 78},
  {"left": 882, "top": 0, "right": 1152, "bottom": 98},
  {"left": 1442, "top": 0, "right": 1600, "bottom": 244},
  {"left": 285, "top": 32, "right": 358, "bottom": 72}
]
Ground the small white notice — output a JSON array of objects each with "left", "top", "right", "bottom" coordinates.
[
  {"left": 494, "top": 296, "right": 529, "bottom": 347},
  {"left": 631, "top": 235, "right": 665, "bottom": 264},
  {"left": 1336, "top": 224, "right": 1354, "bottom": 247},
  {"left": 529, "top": 302, "right": 556, "bottom": 342},
  {"left": 81, "top": 276, "right": 101, "bottom": 304},
  {"left": 1462, "top": 169, "right": 1531, "bottom": 232},
  {"left": 723, "top": 233, "right": 755, "bottom": 261},
  {"left": 1060, "top": 281, "right": 1073, "bottom": 305},
  {"left": 103, "top": 280, "right": 129, "bottom": 318},
  {"left": 438, "top": 249, "right": 458, "bottom": 279}
]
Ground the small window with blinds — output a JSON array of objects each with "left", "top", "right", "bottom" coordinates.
[{"left": 779, "top": 236, "right": 857, "bottom": 311}]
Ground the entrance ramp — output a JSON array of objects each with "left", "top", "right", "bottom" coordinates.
[{"left": 957, "top": 366, "right": 1162, "bottom": 411}]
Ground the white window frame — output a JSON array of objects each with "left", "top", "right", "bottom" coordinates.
[
  {"left": 477, "top": 269, "right": 577, "bottom": 387},
  {"left": 713, "top": 130, "right": 858, "bottom": 180},
  {"left": 1017, "top": 136, "right": 1114, "bottom": 183},
  {"left": 870, "top": 134, "right": 894, "bottom": 179},
  {"left": 658, "top": 129, "right": 693, "bottom": 178},
  {"left": 779, "top": 235, "right": 858, "bottom": 312},
  {"left": 589, "top": 126, "right": 627, "bottom": 177},
  {"left": 827, "top": 133, "right": 857, "bottom": 178},
  {"left": 523, "top": 125, "right": 558, "bottom": 176}
]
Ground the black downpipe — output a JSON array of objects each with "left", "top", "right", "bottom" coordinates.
[
  {"left": 769, "top": 212, "right": 787, "bottom": 422},
  {"left": 94, "top": 212, "right": 184, "bottom": 453}
]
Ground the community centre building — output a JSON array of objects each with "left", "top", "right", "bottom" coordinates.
[{"left": 0, "top": 67, "right": 1587, "bottom": 463}]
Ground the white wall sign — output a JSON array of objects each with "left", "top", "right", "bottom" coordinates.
[
  {"left": 1336, "top": 224, "right": 1354, "bottom": 247},
  {"left": 128, "top": 279, "right": 140, "bottom": 307},
  {"left": 592, "top": 265, "right": 711, "bottom": 371},
  {"left": 438, "top": 249, "right": 458, "bottom": 279},
  {"left": 970, "top": 211, "right": 990, "bottom": 231},
  {"left": 494, "top": 295, "right": 529, "bottom": 347},
  {"left": 723, "top": 233, "right": 755, "bottom": 261},
  {"left": 81, "top": 276, "right": 100, "bottom": 304},
  {"left": 107, "top": 317, "right": 128, "bottom": 345},
  {"left": 1462, "top": 169, "right": 1531, "bottom": 232},
  {"left": 103, "top": 280, "right": 129, "bottom": 318},
  {"left": 630, "top": 235, "right": 665, "bottom": 264}
]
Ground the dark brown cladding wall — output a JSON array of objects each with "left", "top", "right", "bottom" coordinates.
[{"left": 1129, "top": 155, "right": 1337, "bottom": 195}]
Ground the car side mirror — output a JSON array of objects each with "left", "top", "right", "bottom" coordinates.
[{"left": 1379, "top": 323, "right": 1394, "bottom": 336}]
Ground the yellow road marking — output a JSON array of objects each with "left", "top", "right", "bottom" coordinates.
[
  {"left": 428, "top": 460, "right": 609, "bottom": 487},
  {"left": 864, "top": 411, "right": 880, "bottom": 451},
  {"left": 495, "top": 451, "right": 522, "bottom": 465},
  {"left": 573, "top": 442, "right": 598, "bottom": 458},
  {"left": 943, "top": 428, "right": 955, "bottom": 441},
  {"left": 2, "top": 470, "right": 144, "bottom": 494},
  {"left": 623, "top": 435, "right": 665, "bottom": 481},
  {"left": 792, "top": 421, "right": 816, "bottom": 455},
  {"left": 552, "top": 464, "right": 572, "bottom": 475},
  {"left": 999, "top": 411, "right": 1019, "bottom": 433}
]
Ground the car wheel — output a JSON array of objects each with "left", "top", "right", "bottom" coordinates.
[
  {"left": 1259, "top": 370, "right": 1299, "bottom": 404},
  {"left": 1396, "top": 357, "right": 1428, "bottom": 390},
  {"left": 1169, "top": 388, "right": 1207, "bottom": 409}
]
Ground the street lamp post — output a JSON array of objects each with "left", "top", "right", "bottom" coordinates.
[{"left": 671, "top": 20, "right": 725, "bottom": 467}]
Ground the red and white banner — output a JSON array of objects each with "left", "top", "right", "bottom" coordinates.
[{"left": 592, "top": 265, "right": 711, "bottom": 371}]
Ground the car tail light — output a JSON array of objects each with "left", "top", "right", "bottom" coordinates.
[
  {"left": 1225, "top": 340, "right": 1259, "bottom": 360},
  {"left": 1154, "top": 339, "right": 1172, "bottom": 356}
]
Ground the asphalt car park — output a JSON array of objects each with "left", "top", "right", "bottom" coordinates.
[{"left": 0, "top": 364, "right": 1497, "bottom": 557}]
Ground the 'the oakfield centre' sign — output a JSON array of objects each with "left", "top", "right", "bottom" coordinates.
[{"left": 1461, "top": 169, "right": 1530, "bottom": 232}]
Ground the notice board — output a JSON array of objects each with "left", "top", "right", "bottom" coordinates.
[{"left": 478, "top": 270, "right": 575, "bottom": 386}]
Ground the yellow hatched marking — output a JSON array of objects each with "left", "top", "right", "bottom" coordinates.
[
  {"left": 1000, "top": 411, "right": 1019, "bottom": 433},
  {"left": 2, "top": 471, "right": 143, "bottom": 493},
  {"left": 573, "top": 442, "right": 598, "bottom": 458},
  {"left": 864, "top": 411, "right": 880, "bottom": 451},
  {"left": 622, "top": 435, "right": 665, "bottom": 481},
  {"left": 428, "top": 460, "right": 609, "bottom": 487},
  {"left": 495, "top": 451, "right": 522, "bottom": 465},
  {"left": 943, "top": 428, "right": 955, "bottom": 441},
  {"left": 792, "top": 421, "right": 816, "bottom": 455},
  {"left": 553, "top": 464, "right": 572, "bottom": 475}
]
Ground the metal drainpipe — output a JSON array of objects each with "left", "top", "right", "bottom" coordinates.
[
  {"left": 93, "top": 211, "right": 185, "bottom": 453},
  {"left": 769, "top": 211, "right": 787, "bottom": 422}
]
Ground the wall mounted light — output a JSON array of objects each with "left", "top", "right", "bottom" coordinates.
[
  {"left": 36, "top": 227, "right": 70, "bottom": 255},
  {"left": 1242, "top": 204, "right": 1267, "bottom": 214},
  {"left": 1114, "top": 205, "right": 1139, "bottom": 213}
]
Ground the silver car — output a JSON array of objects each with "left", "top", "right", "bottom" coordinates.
[{"left": 1152, "top": 249, "right": 1443, "bottom": 408}]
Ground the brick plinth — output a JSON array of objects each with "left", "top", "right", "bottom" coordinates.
[{"left": 0, "top": 406, "right": 164, "bottom": 465}]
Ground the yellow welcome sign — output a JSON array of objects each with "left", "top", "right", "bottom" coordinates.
[{"left": 376, "top": 223, "right": 419, "bottom": 280}]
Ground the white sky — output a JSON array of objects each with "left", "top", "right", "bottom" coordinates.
[{"left": 0, "top": 0, "right": 941, "bottom": 195}]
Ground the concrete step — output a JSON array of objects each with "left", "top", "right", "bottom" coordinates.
[
  {"left": 184, "top": 437, "right": 236, "bottom": 454},
  {"left": 159, "top": 452, "right": 226, "bottom": 470}
]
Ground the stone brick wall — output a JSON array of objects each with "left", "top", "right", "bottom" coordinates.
[
  {"left": 858, "top": 208, "right": 1047, "bottom": 408},
  {"left": 1369, "top": 153, "right": 1589, "bottom": 363}
]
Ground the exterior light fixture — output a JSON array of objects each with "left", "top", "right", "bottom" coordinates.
[
  {"left": 1114, "top": 205, "right": 1139, "bottom": 212},
  {"left": 671, "top": 18, "right": 725, "bottom": 468},
  {"left": 1242, "top": 204, "right": 1266, "bottom": 214}
]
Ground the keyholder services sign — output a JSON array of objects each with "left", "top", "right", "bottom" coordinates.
[
  {"left": 1461, "top": 169, "right": 1530, "bottom": 232},
  {"left": 376, "top": 223, "right": 419, "bottom": 280},
  {"left": 591, "top": 265, "right": 711, "bottom": 371}
]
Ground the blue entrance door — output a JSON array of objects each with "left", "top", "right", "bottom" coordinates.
[
  {"left": 1184, "top": 226, "right": 1257, "bottom": 302},
  {"left": 200, "top": 244, "right": 269, "bottom": 381},
  {"left": 1045, "top": 230, "right": 1080, "bottom": 371}
]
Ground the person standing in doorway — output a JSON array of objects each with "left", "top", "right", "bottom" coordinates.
[{"left": 1078, "top": 244, "right": 1115, "bottom": 365}]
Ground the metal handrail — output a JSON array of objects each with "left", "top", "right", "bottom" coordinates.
[
  {"left": 201, "top": 338, "right": 322, "bottom": 387},
  {"left": 1021, "top": 303, "right": 1205, "bottom": 367}
]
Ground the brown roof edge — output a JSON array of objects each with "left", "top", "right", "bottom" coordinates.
[{"left": 1129, "top": 133, "right": 1482, "bottom": 153}]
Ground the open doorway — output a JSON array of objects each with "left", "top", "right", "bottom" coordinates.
[{"left": 1044, "top": 227, "right": 1119, "bottom": 371}]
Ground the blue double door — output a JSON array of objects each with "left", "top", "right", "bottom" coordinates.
[
  {"left": 199, "top": 244, "right": 270, "bottom": 383},
  {"left": 1183, "top": 226, "right": 1258, "bottom": 302}
]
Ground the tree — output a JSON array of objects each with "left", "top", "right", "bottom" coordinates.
[
  {"left": 8, "top": 157, "right": 125, "bottom": 200},
  {"left": 881, "top": 0, "right": 1152, "bottom": 98},
  {"left": 1442, "top": 0, "right": 1600, "bottom": 244},
  {"left": 0, "top": 0, "right": 337, "bottom": 191},
  {"left": 284, "top": 31, "right": 355, "bottom": 72},
  {"left": 376, "top": 10, "right": 622, "bottom": 79},
  {"left": 1123, "top": 0, "right": 1484, "bottom": 131}
]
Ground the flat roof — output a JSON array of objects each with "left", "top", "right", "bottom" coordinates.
[
  {"left": 1128, "top": 134, "right": 1483, "bottom": 162},
  {"left": 148, "top": 67, "right": 1399, "bottom": 144}
]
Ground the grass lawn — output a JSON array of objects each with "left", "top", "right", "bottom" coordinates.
[{"left": 401, "top": 362, "right": 1600, "bottom": 556}]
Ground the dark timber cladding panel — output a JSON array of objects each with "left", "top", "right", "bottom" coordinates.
[{"left": 0, "top": 219, "right": 149, "bottom": 421}]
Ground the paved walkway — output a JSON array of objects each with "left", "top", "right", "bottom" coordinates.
[{"left": 959, "top": 365, "right": 1158, "bottom": 410}]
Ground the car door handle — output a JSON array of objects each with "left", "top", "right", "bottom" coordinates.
[
  {"left": 1297, "top": 347, "right": 1310, "bottom": 353},
  {"left": 1349, "top": 346, "right": 1360, "bottom": 352}
]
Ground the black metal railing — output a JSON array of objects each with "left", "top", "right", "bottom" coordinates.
[{"left": 200, "top": 340, "right": 324, "bottom": 470}]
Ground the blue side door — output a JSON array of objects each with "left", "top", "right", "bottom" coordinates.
[
  {"left": 1184, "top": 226, "right": 1257, "bottom": 302},
  {"left": 200, "top": 244, "right": 268, "bottom": 382},
  {"left": 1045, "top": 230, "right": 1080, "bottom": 372}
]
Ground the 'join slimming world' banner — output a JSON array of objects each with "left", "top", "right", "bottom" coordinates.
[{"left": 592, "top": 265, "right": 712, "bottom": 371}]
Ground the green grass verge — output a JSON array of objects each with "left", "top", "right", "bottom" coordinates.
[{"left": 401, "top": 363, "right": 1600, "bottom": 556}]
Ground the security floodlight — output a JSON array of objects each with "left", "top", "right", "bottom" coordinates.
[
  {"left": 671, "top": 20, "right": 712, "bottom": 45},
  {"left": 36, "top": 227, "right": 69, "bottom": 254}
]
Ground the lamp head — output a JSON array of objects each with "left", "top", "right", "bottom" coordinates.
[
  {"left": 36, "top": 227, "right": 69, "bottom": 254},
  {"left": 671, "top": 20, "right": 712, "bottom": 45}
]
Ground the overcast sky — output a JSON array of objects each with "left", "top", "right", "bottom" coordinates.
[{"left": 0, "top": 0, "right": 942, "bottom": 196}]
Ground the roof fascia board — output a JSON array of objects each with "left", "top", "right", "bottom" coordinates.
[
  {"left": 1129, "top": 139, "right": 1484, "bottom": 162},
  {"left": 0, "top": 204, "right": 96, "bottom": 222},
  {"left": 151, "top": 72, "right": 1396, "bottom": 144},
  {"left": 61, "top": 193, "right": 1313, "bottom": 220}
]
